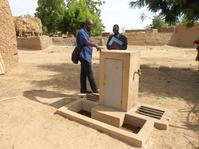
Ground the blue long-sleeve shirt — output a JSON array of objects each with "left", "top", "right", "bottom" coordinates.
[{"left": 76, "top": 28, "right": 93, "bottom": 64}]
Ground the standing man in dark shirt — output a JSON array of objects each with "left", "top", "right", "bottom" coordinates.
[
  {"left": 76, "top": 20, "right": 101, "bottom": 94},
  {"left": 106, "top": 24, "right": 128, "bottom": 50}
]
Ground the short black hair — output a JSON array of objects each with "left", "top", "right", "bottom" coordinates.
[
  {"left": 113, "top": 24, "right": 119, "bottom": 29},
  {"left": 85, "top": 19, "right": 94, "bottom": 26}
]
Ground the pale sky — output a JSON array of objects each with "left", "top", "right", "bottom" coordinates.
[{"left": 8, "top": 0, "right": 154, "bottom": 32}]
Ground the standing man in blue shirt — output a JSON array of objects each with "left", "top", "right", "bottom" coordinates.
[{"left": 76, "top": 20, "right": 101, "bottom": 94}]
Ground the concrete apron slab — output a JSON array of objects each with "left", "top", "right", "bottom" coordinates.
[{"left": 56, "top": 99, "right": 171, "bottom": 147}]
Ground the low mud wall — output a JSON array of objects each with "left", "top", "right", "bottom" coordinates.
[{"left": 17, "top": 36, "right": 52, "bottom": 50}]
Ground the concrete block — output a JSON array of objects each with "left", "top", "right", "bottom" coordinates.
[
  {"left": 63, "top": 99, "right": 82, "bottom": 113},
  {"left": 82, "top": 100, "right": 99, "bottom": 112},
  {"left": 91, "top": 106, "right": 125, "bottom": 127}
]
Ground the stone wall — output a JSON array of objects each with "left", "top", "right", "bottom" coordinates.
[
  {"left": 0, "top": 0, "right": 18, "bottom": 72},
  {"left": 17, "top": 36, "right": 52, "bottom": 50}
]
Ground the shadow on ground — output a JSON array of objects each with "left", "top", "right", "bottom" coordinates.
[
  {"left": 30, "top": 63, "right": 99, "bottom": 91},
  {"left": 23, "top": 89, "right": 76, "bottom": 109}
]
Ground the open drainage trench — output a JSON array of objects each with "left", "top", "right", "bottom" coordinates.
[
  {"left": 69, "top": 98, "right": 165, "bottom": 134},
  {"left": 77, "top": 109, "right": 145, "bottom": 134}
]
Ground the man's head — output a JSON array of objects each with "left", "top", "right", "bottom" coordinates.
[
  {"left": 113, "top": 24, "right": 119, "bottom": 35},
  {"left": 84, "top": 20, "right": 94, "bottom": 32}
]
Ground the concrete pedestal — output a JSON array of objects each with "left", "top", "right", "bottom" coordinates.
[{"left": 99, "top": 50, "right": 140, "bottom": 111}]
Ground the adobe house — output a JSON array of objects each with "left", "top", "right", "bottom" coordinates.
[
  {"left": 0, "top": 0, "right": 18, "bottom": 74},
  {"left": 14, "top": 16, "right": 52, "bottom": 50}
]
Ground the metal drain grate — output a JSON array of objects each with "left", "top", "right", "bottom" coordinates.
[{"left": 136, "top": 106, "right": 165, "bottom": 119}]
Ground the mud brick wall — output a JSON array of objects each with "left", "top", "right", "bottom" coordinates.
[
  {"left": 125, "top": 26, "right": 199, "bottom": 48},
  {"left": 169, "top": 26, "right": 199, "bottom": 48},
  {"left": 40, "top": 36, "right": 52, "bottom": 49},
  {"left": 52, "top": 37, "right": 76, "bottom": 46},
  {"left": 145, "top": 32, "right": 173, "bottom": 46},
  {"left": 51, "top": 26, "right": 199, "bottom": 48},
  {"left": 52, "top": 37, "right": 106, "bottom": 46},
  {"left": 159, "top": 27, "right": 175, "bottom": 33},
  {"left": 124, "top": 31, "right": 173, "bottom": 46},
  {"left": 0, "top": 0, "right": 18, "bottom": 72},
  {"left": 125, "top": 32, "right": 146, "bottom": 45},
  {"left": 17, "top": 36, "right": 52, "bottom": 50},
  {"left": 92, "top": 37, "right": 107, "bottom": 46}
]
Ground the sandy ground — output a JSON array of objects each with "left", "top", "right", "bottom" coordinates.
[{"left": 0, "top": 45, "right": 198, "bottom": 149}]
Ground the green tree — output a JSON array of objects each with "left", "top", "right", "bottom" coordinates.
[
  {"left": 129, "top": 0, "right": 199, "bottom": 26},
  {"left": 35, "top": 0, "right": 67, "bottom": 35},
  {"left": 151, "top": 16, "right": 168, "bottom": 30},
  {"left": 60, "top": 0, "right": 104, "bottom": 36},
  {"left": 180, "top": 16, "right": 199, "bottom": 27}
]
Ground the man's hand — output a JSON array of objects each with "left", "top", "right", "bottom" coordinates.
[{"left": 96, "top": 46, "right": 101, "bottom": 52}]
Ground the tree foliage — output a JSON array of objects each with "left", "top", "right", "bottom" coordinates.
[
  {"left": 35, "top": 0, "right": 104, "bottom": 36},
  {"left": 60, "top": 0, "right": 105, "bottom": 36},
  {"left": 180, "top": 16, "right": 199, "bottom": 27},
  {"left": 35, "top": 0, "right": 67, "bottom": 35},
  {"left": 129, "top": 0, "right": 199, "bottom": 26},
  {"left": 151, "top": 15, "right": 168, "bottom": 30}
]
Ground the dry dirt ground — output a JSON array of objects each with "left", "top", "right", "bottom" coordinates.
[{"left": 0, "top": 45, "right": 198, "bottom": 149}]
